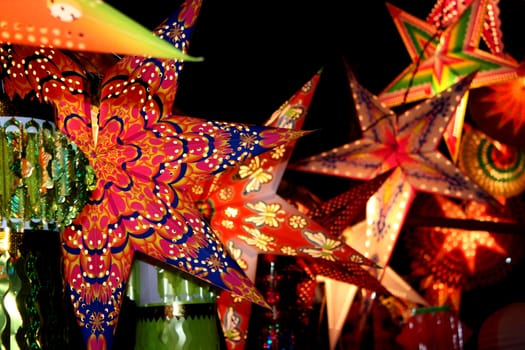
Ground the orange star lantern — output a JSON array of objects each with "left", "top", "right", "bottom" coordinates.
[{"left": 404, "top": 193, "right": 525, "bottom": 312}]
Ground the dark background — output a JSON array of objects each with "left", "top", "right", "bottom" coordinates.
[{"left": 106, "top": 1, "right": 525, "bottom": 348}]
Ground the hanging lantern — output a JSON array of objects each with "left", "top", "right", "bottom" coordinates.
[
  {"left": 458, "top": 125, "right": 525, "bottom": 199},
  {"left": 0, "top": 96, "right": 94, "bottom": 233},
  {"left": 0, "top": 95, "right": 94, "bottom": 349},
  {"left": 403, "top": 193, "right": 525, "bottom": 312}
]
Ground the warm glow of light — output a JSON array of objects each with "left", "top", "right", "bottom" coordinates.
[
  {"left": 441, "top": 228, "right": 506, "bottom": 273},
  {"left": 0, "top": 226, "right": 8, "bottom": 252}
]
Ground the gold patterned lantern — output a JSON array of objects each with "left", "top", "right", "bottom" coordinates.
[
  {"left": 0, "top": 95, "right": 94, "bottom": 349},
  {"left": 0, "top": 96, "right": 94, "bottom": 236}
]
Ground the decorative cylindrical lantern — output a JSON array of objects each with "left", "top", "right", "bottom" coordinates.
[
  {"left": 0, "top": 95, "right": 93, "bottom": 349},
  {"left": 396, "top": 306, "right": 466, "bottom": 350},
  {"left": 128, "top": 258, "right": 224, "bottom": 350}
]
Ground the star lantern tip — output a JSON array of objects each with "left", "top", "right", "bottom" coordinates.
[{"left": 0, "top": 0, "right": 203, "bottom": 61}]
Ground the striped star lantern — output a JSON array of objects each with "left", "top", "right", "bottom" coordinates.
[{"left": 458, "top": 124, "right": 525, "bottom": 200}]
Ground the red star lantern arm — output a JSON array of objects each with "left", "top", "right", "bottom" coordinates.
[
  {"left": 299, "top": 257, "right": 389, "bottom": 295},
  {"left": 308, "top": 171, "right": 393, "bottom": 237}
]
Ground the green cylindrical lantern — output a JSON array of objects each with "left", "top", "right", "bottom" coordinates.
[{"left": 128, "top": 258, "right": 224, "bottom": 350}]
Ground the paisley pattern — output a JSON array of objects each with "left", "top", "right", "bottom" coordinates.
[{"left": 0, "top": 1, "right": 306, "bottom": 349}]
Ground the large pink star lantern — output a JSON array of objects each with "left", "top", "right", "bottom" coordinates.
[
  {"left": 0, "top": 2, "right": 309, "bottom": 349},
  {"left": 379, "top": 0, "right": 519, "bottom": 161},
  {"left": 193, "top": 71, "right": 388, "bottom": 350}
]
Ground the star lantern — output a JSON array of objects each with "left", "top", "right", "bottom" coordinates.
[
  {"left": 193, "top": 70, "right": 389, "bottom": 350},
  {"left": 281, "top": 169, "right": 420, "bottom": 350},
  {"left": 292, "top": 69, "right": 496, "bottom": 269},
  {"left": 0, "top": 1, "right": 310, "bottom": 349},
  {"left": 308, "top": 171, "right": 392, "bottom": 237},
  {"left": 378, "top": 0, "right": 519, "bottom": 161},
  {"left": 468, "top": 59, "right": 525, "bottom": 151},
  {"left": 289, "top": 69, "right": 498, "bottom": 348},
  {"left": 291, "top": 170, "right": 432, "bottom": 349},
  {"left": 0, "top": 0, "right": 201, "bottom": 61},
  {"left": 403, "top": 193, "right": 525, "bottom": 312}
]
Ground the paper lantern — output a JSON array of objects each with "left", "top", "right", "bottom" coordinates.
[
  {"left": 0, "top": 2, "right": 309, "bottom": 348},
  {"left": 478, "top": 302, "right": 525, "bottom": 350},
  {"left": 379, "top": 0, "right": 519, "bottom": 160},
  {"left": 396, "top": 306, "right": 466, "bottom": 350},
  {"left": 0, "top": 96, "right": 92, "bottom": 233},
  {"left": 458, "top": 125, "right": 525, "bottom": 199},
  {"left": 404, "top": 193, "right": 525, "bottom": 310},
  {"left": 128, "top": 259, "right": 223, "bottom": 350},
  {"left": 0, "top": 0, "right": 201, "bottom": 61}
]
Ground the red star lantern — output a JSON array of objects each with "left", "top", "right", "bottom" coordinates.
[{"left": 194, "top": 71, "right": 387, "bottom": 350}]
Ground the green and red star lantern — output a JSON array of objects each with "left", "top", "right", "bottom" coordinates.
[
  {"left": 427, "top": 0, "right": 505, "bottom": 57},
  {"left": 378, "top": 0, "right": 519, "bottom": 161}
]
